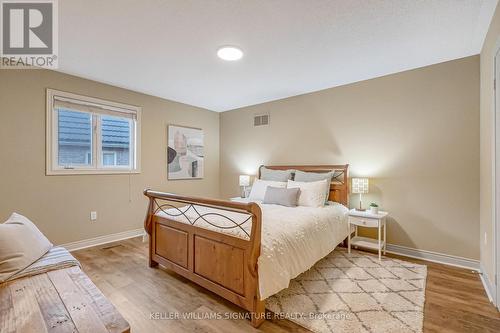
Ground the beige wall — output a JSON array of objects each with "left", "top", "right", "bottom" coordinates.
[
  {"left": 220, "top": 56, "right": 480, "bottom": 260},
  {"left": 0, "top": 70, "right": 220, "bottom": 245},
  {"left": 0, "top": 54, "right": 482, "bottom": 262},
  {"left": 480, "top": 2, "right": 500, "bottom": 287}
]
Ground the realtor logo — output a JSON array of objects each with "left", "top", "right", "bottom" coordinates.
[{"left": 1, "top": 0, "right": 58, "bottom": 68}]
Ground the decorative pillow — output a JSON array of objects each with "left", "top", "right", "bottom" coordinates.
[
  {"left": 0, "top": 213, "right": 53, "bottom": 283},
  {"left": 248, "top": 179, "right": 287, "bottom": 201},
  {"left": 260, "top": 166, "right": 294, "bottom": 182},
  {"left": 287, "top": 179, "right": 328, "bottom": 207},
  {"left": 294, "top": 170, "right": 334, "bottom": 202},
  {"left": 263, "top": 186, "right": 300, "bottom": 207}
]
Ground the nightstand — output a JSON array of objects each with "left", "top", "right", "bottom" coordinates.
[{"left": 348, "top": 209, "right": 388, "bottom": 260}]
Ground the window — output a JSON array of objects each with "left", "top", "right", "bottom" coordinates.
[
  {"left": 46, "top": 89, "right": 141, "bottom": 175},
  {"left": 102, "top": 151, "right": 117, "bottom": 166}
]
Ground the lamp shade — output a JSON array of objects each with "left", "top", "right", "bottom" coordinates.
[
  {"left": 239, "top": 175, "right": 250, "bottom": 187},
  {"left": 352, "top": 178, "right": 369, "bottom": 194}
]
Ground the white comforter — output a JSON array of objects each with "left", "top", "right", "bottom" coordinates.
[{"left": 156, "top": 199, "right": 349, "bottom": 299}]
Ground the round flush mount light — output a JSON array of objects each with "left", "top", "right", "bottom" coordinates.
[{"left": 217, "top": 46, "right": 243, "bottom": 61}]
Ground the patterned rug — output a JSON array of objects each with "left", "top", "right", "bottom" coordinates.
[{"left": 266, "top": 248, "right": 427, "bottom": 333}]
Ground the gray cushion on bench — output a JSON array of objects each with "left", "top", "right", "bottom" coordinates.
[{"left": 6, "top": 246, "right": 80, "bottom": 282}]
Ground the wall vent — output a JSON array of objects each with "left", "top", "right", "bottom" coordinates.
[{"left": 254, "top": 114, "right": 270, "bottom": 127}]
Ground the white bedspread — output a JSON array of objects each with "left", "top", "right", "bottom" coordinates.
[{"left": 156, "top": 199, "right": 349, "bottom": 299}]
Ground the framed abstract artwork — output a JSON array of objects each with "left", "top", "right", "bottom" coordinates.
[{"left": 167, "top": 125, "right": 204, "bottom": 179}]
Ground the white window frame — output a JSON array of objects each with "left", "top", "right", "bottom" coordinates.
[
  {"left": 46, "top": 89, "right": 141, "bottom": 175},
  {"left": 102, "top": 151, "right": 118, "bottom": 167}
]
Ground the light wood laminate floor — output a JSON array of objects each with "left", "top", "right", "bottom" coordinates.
[{"left": 72, "top": 237, "right": 500, "bottom": 333}]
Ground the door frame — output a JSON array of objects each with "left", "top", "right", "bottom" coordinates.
[{"left": 494, "top": 42, "right": 500, "bottom": 309}]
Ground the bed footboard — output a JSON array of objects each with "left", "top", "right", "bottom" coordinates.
[{"left": 143, "top": 190, "right": 265, "bottom": 327}]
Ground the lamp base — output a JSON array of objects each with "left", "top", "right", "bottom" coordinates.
[{"left": 355, "top": 208, "right": 366, "bottom": 212}]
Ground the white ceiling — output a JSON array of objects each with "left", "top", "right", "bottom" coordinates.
[{"left": 58, "top": 0, "right": 498, "bottom": 112}]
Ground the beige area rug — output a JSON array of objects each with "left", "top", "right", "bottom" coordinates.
[{"left": 266, "top": 248, "right": 427, "bottom": 333}]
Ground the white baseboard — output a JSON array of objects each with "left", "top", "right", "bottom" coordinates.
[
  {"left": 385, "top": 243, "right": 480, "bottom": 271},
  {"left": 388, "top": 244, "right": 496, "bottom": 308},
  {"left": 479, "top": 262, "right": 497, "bottom": 305},
  {"left": 60, "top": 228, "right": 146, "bottom": 252}
]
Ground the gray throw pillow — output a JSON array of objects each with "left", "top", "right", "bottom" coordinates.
[
  {"left": 294, "top": 170, "right": 334, "bottom": 202},
  {"left": 263, "top": 186, "right": 300, "bottom": 207},
  {"left": 260, "top": 166, "right": 294, "bottom": 182}
]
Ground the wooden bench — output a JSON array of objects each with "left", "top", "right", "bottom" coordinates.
[{"left": 0, "top": 266, "right": 130, "bottom": 333}]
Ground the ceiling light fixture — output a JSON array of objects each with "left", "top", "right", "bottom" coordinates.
[{"left": 217, "top": 46, "right": 243, "bottom": 61}]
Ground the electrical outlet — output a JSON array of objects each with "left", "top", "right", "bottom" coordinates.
[{"left": 90, "top": 211, "right": 97, "bottom": 221}]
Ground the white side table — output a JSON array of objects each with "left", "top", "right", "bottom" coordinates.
[{"left": 348, "top": 209, "right": 388, "bottom": 260}]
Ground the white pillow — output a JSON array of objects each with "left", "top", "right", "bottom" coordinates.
[
  {"left": 248, "top": 179, "right": 287, "bottom": 201},
  {"left": 0, "top": 213, "right": 53, "bottom": 283},
  {"left": 287, "top": 179, "right": 328, "bottom": 207}
]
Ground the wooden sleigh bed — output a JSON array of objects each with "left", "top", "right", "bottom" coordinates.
[{"left": 143, "top": 165, "right": 349, "bottom": 327}]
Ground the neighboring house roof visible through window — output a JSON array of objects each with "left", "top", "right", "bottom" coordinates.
[
  {"left": 101, "top": 115, "right": 130, "bottom": 149},
  {"left": 58, "top": 109, "right": 130, "bottom": 149}
]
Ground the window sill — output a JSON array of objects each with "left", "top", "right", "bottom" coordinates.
[{"left": 46, "top": 169, "right": 141, "bottom": 176}]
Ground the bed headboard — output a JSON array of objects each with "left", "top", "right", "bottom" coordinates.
[{"left": 258, "top": 164, "right": 349, "bottom": 207}]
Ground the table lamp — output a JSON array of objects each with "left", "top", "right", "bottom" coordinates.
[
  {"left": 352, "top": 178, "right": 369, "bottom": 211},
  {"left": 239, "top": 175, "right": 250, "bottom": 198}
]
